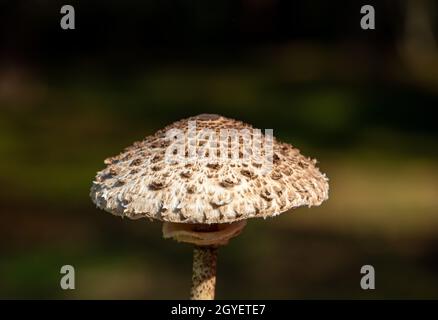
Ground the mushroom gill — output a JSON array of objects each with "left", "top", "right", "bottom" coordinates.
[{"left": 162, "top": 220, "right": 247, "bottom": 246}]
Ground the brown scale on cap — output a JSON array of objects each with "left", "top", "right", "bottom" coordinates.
[{"left": 90, "top": 114, "right": 329, "bottom": 224}]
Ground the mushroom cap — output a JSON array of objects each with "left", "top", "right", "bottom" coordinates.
[{"left": 90, "top": 114, "right": 329, "bottom": 224}]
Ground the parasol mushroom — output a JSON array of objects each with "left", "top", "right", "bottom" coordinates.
[{"left": 90, "top": 114, "right": 329, "bottom": 299}]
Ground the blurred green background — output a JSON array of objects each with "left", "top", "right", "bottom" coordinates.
[{"left": 1, "top": 0, "right": 438, "bottom": 299}]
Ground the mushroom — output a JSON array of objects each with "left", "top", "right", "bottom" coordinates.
[{"left": 90, "top": 114, "right": 329, "bottom": 299}]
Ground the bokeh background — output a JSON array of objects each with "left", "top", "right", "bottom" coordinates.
[{"left": 1, "top": 0, "right": 438, "bottom": 299}]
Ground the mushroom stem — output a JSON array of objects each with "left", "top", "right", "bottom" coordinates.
[{"left": 190, "top": 246, "right": 218, "bottom": 300}]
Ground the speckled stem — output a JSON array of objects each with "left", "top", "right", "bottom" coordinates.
[{"left": 190, "top": 246, "right": 218, "bottom": 300}]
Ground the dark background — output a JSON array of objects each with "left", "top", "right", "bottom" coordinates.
[{"left": 1, "top": 0, "right": 438, "bottom": 299}]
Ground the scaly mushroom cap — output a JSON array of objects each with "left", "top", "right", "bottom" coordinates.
[{"left": 90, "top": 114, "right": 329, "bottom": 224}]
